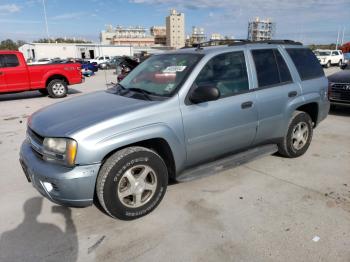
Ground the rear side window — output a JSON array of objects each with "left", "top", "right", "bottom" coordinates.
[
  {"left": 286, "top": 48, "right": 324, "bottom": 80},
  {"left": 1, "top": 54, "right": 19, "bottom": 67},
  {"left": 252, "top": 49, "right": 292, "bottom": 88}
]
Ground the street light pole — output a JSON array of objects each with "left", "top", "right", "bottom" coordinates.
[{"left": 42, "top": 0, "right": 50, "bottom": 40}]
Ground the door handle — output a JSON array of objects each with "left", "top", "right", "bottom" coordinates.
[
  {"left": 241, "top": 101, "right": 253, "bottom": 109},
  {"left": 288, "top": 91, "right": 297, "bottom": 97}
]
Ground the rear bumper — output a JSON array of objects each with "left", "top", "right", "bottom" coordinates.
[{"left": 19, "top": 140, "right": 100, "bottom": 207}]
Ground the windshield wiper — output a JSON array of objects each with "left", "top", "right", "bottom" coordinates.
[{"left": 126, "top": 87, "right": 158, "bottom": 100}]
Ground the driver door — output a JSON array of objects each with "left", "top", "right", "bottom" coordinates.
[{"left": 180, "top": 51, "right": 258, "bottom": 166}]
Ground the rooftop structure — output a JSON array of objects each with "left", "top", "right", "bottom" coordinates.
[{"left": 247, "top": 17, "right": 276, "bottom": 41}]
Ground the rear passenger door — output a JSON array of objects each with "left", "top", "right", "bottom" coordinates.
[
  {"left": 250, "top": 48, "right": 301, "bottom": 144},
  {"left": 181, "top": 51, "right": 258, "bottom": 166}
]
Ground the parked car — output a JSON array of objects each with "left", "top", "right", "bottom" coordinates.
[
  {"left": 88, "top": 56, "right": 110, "bottom": 65},
  {"left": 116, "top": 56, "right": 140, "bottom": 82},
  {"left": 328, "top": 60, "right": 350, "bottom": 107},
  {"left": 315, "top": 49, "right": 344, "bottom": 68},
  {"left": 20, "top": 40, "right": 329, "bottom": 220},
  {"left": 0, "top": 51, "right": 82, "bottom": 98},
  {"left": 343, "top": 53, "right": 350, "bottom": 65},
  {"left": 28, "top": 58, "right": 52, "bottom": 65}
]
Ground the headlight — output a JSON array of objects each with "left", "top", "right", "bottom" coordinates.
[{"left": 43, "top": 137, "right": 77, "bottom": 166}]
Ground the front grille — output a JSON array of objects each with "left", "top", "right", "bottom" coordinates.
[
  {"left": 27, "top": 127, "right": 44, "bottom": 158},
  {"left": 28, "top": 127, "right": 44, "bottom": 145},
  {"left": 330, "top": 83, "right": 350, "bottom": 103}
]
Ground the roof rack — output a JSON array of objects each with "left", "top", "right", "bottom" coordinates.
[{"left": 181, "top": 39, "right": 302, "bottom": 50}]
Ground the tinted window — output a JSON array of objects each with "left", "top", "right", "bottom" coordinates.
[
  {"left": 194, "top": 51, "right": 249, "bottom": 98},
  {"left": 286, "top": 48, "right": 324, "bottom": 80},
  {"left": 2, "top": 54, "right": 19, "bottom": 67},
  {"left": 274, "top": 50, "right": 292, "bottom": 83},
  {"left": 252, "top": 49, "right": 292, "bottom": 88},
  {"left": 0, "top": 55, "right": 4, "bottom": 68}
]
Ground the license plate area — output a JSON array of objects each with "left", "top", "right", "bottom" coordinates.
[{"left": 20, "top": 159, "right": 32, "bottom": 183}]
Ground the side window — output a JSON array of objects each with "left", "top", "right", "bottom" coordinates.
[
  {"left": 3, "top": 54, "right": 19, "bottom": 67},
  {"left": 252, "top": 49, "right": 292, "bottom": 88},
  {"left": 274, "top": 50, "right": 292, "bottom": 83},
  {"left": 286, "top": 48, "right": 324, "bottom": 80},
  {"left": 0, "top": 55, "right": 4, "bottom": 68},
  {"left": 194, "top": 51, "right": 249, "bottom": 98}
]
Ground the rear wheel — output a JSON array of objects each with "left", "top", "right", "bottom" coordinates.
[
  {"left": 96, "top": 146, "right": 168, "bottom": 220},
  {"left": 47, "top": 79, "right": 67, "bottom": 98},
  {"left": 338, "top": 60, "right": 343, "bottom": 67},
  {"left": 278, "top": 111, "right": 313, "bottom": 158}
]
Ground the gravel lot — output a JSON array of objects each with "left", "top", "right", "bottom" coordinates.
[{"left": 0, "top": 67, "right": 349, "bottom": 262}]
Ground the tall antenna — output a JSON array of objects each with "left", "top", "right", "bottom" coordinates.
[
  {"left": 335, "top": 26, "right": 340, "bottom": 50},
  {"left": 42, "top": 0, "right": 50, "bottom": 40}
]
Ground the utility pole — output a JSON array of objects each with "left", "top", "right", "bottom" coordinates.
[
  {"left": 42, "top": 0, "right": 50, "bottom": 40},
  {"left": 335, "top": 27, "right": 340, "bottom": 50},
  {"left": 341, "top": 26, "right": 345, "bottom": 45}
]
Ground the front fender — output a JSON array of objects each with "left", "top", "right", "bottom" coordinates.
[{"left": 75, "top": 123, "right": 187, "bottom": 173}]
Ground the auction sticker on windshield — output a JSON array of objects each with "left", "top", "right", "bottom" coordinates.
[{"left": 163, "top": 66, "right": 186, "bottom": 73}]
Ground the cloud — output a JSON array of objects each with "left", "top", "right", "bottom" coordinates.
[
  {"left": 51, "top": 12, "right": 85, "bottom": 20},
  {"left": 0, "top": 4, "right": 21, "bottom": 13}
]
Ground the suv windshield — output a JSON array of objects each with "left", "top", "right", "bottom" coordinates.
[{"left": 119, "top": 53, "right": 203, "bottom": 97}]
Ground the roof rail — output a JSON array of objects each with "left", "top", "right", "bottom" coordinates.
[
  {"left": 181, "top": 39, "right": 303, "bottom": 50},
  {"left": 236, "top": 39, "right": 302, "bottom": 46}
]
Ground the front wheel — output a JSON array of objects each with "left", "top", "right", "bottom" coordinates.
[
  {"left": 325, "top": 61, "right": 331, "bottom": 68},
  {"left": 278, "top": 111, "right": 313, "bottom": 158},
  {"left": 47, "top": 79, "right": 67, "bottom": 98},
  {"left": 96, "top": 146, "right": 168, "bottom": 220}
]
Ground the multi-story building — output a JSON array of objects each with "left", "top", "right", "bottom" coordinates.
[
  {"left": 100, "top": 25, "right": 155, "bottom": 47},
  {"left": 150, "top": 26, "right": 167, "bottom": 46},
  {"left": 247, "top": 17, "right": 275, "bottom": 41},
  {"left": 166, "top": 9, "right": 185, "bottom": 49},
  {"left": 190, "top": 26, "right": 206, "bottom": 45},
  {"left": 210, "top": 33, "right": 223, "bottom": 41}
]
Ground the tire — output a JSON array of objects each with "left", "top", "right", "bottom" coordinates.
[
  {"left": 47, "top": 79, "right": 67, "bottom": 98},
  {"left": 325, "top": 61, "right": 331, "bottom": 68},
  {"left": 96, "top": 146, "right": 168, "bottom": 220},
  {"left": 38, "top": 89, "right": 48, "bottom": 95},
  {"left": 278, "top": 111, "right": 313, "bottom": 158},
  {"left": 338, "top": 60, "right": 342, "bottom": 67}
]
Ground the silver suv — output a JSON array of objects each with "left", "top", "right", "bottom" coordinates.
[{"left": 20, "top": 40, "right": 330, "bottom": 220}]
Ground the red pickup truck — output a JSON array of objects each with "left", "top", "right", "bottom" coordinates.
[{"left": 0, "top": 51, "right": 82, "bottom": 98}]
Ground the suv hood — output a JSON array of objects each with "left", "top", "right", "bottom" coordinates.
[
  {"left": 328, "top": 70, "right": 350, "bottom": 83},
  {"left": 29, "top": 91, "right": 154, "bottom": 137}
]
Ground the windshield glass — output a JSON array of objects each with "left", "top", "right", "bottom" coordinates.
[
  {"left": 119, "top": 53, "right": 203, "bottom": 97},
  {"left": 317, "top": 51, "right": 331, "bottom": 56}
]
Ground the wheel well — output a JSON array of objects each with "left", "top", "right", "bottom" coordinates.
[
  {"left": 296, "top": 103, "right": 318, "bottom": 127},
  {"left": 101, "top": 138, "right": 176, "bottom": 181},
  {"left": 45, "top": 75, "right": 68, "bottom": 88}
]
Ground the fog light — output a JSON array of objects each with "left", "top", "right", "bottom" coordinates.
[{"left": 43, "top": 182, "right": 53, "bottom": 192}]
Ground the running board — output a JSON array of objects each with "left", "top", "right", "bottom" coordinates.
[{"left": 176, "top": 144, "right": 278, "bottom": 182}]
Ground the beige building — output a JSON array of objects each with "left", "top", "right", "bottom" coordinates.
[
  {"left": 166, "top": 9, "right": 185, "bottom": 49},
  {"left": 150, "top": 26, "right": 167, "bottom": 46},
  {"left": 100, "top": 25, "right": 155, "bottom": 47}
]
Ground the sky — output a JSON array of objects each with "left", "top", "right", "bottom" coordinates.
[{"left": 0, "top": 0, "right": 349, "bottom": 44}]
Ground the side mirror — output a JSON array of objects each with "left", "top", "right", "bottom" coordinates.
[{"left": 190, "top": 85, "right": 220, "bottom": 104}]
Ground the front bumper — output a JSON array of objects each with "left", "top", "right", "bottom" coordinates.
[{"left": 19, "top": 140, "right": 101, "bottom": 207}]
